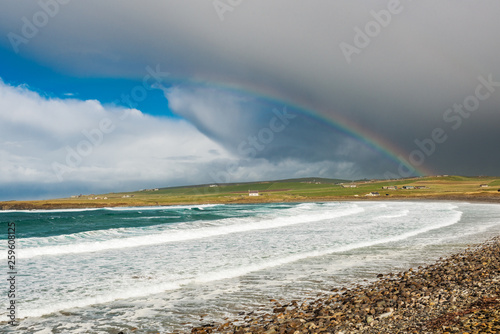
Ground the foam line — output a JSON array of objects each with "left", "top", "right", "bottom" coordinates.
[
  {"left": 19, "top": 205, "right": 364, "bottom": 259},
  {"left": 16, "top": 281, "right": 183, "bottom": 318},
  {"left": 372, "top": 210, "right": 410, "bottom": 220},
  {"left": 103, "top": 204, "right": 221, "bottom": 211},
  {"left": 0, "top": 204, "right": 221, "bottom": 214},
  {"left": 0, "top": 208, "right": 102, "bottom": 214}
]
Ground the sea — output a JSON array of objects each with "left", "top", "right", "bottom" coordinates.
[{"left": 1, "top": 200, "right": 500, "bottom": 333}]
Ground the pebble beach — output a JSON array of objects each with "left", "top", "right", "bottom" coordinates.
[{"left": 191, "top": 236, "right": 500, "bottom": 334}]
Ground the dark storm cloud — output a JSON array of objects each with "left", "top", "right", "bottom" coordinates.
[{"left": 165, "top": 85, "right": 398, "bottom": 179}]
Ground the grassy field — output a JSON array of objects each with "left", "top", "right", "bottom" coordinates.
[{"left": 2, "top": 176, "right": 500, "bottom": 210}]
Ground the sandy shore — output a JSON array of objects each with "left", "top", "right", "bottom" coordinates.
[{"left": 191, "top": 236, "right": 500, "bottom": 333}]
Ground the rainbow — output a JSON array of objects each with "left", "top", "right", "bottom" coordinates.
[
  {"left": 279, "top": 103, "right": 433, "bottom": 178},
  {"left": 163, "top": 76, "right": 434, "bottom": 177}
]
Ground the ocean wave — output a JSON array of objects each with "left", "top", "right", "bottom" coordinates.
[
  {"left": 19, "top": 204, "right": 364, "bottom": 258},
  {"left": 12, "top": 206, "right": 464, "bottom": 319}
]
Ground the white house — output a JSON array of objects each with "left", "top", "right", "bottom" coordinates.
[{"left": 248, "top": 190, "right": 260, "bottom": 196}]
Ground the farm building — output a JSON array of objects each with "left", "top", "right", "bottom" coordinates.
[{"left": 248, "top": 190, "right": 260, "bottom": 196}]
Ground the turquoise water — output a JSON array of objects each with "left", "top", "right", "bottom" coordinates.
[{"left": 1, "top": 201, "right": 500, "bottom": 333}]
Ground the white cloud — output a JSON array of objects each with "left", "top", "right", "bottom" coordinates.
[{"left": 0, "top": 80, "right": 234, "bottom": 195}]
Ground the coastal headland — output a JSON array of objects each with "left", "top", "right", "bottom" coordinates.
[{"left": 1, "top": 175, "right": 500, "bottom": 210}]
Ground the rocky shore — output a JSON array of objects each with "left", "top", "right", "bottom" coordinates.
[{"left": 191, "top": 237, "right": 500, "bottom": 334}]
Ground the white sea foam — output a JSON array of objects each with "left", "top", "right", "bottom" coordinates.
[
  {"left": 103, "top": 204, "right": 221, "bottom": 211},
  {"left": 15, "top": 205, "right": 464, "bottom": 319},
  {"left": 372, "top": 209, "right": 410, "bottom": 220},
  {"left": 19, "top": 281, "right": 183, "bottom": 318},
  {"left": 0, "top": 204, "right": 221, "bottom": 214},
  {"left": 0, "top": 208, "right": 103, "bottom": 214},
  {"left": 19, "top": 204, "right": 364, "bottom": 258}
]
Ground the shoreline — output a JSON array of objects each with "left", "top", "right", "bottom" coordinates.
[
  {"left": 2, "top": 198, "right": 499, "bottom": 332},
  {"left": 1, "top": 192, "right": 500, "bottom": 211},
  {"left": 191, "top": 236, "right": 500, "bottom": 333}
]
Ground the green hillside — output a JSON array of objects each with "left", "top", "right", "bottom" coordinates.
[{"left": 1, "top": 175, "right": 500, "bottom": 210}]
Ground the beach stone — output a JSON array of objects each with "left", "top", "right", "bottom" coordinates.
[{"left": 378, "top": 310, "right": 394, "bottom": 319}]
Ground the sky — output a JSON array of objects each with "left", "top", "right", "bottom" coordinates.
[{"left": 0, "top": 1, "right": 499, "bottom": 200}]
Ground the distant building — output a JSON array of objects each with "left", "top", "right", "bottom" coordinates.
[
  {"left": 342, "top": 184, "right": 357, "bottom": 188},
  {"left": 209, "top": 184, "right": 218, "bottom": 187},
  {"left": 248, "top": 190, "right": 260, "bottom": 197},
  {"left": 414, "top": 186, "right": 428, "bottom": 189},
  {"left": 402, "top": 186, "right": 415, "bottom": 190},
  {"left": 382, "top": 186, "right": 397, "bottom": 190},
  {"left": 365, "top": 192, "right": 380, "bottom": 196},
  {"left": 480, "top": 184, "right": 489, "bottom": 188}
]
